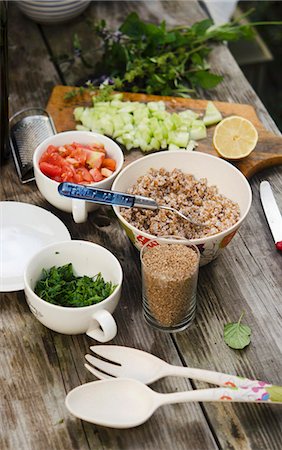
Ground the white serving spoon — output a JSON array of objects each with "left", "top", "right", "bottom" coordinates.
[{"left": 66, "top": 378, "right": 282, "bottom": 429}]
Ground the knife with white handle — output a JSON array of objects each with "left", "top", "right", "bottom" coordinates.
[{"left": 260, "top": 181, "right": 282, "bottom": 251}]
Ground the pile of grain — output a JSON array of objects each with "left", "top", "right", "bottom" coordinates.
[
  {"left": 121, "top": 168, "right": 240, "bottom": 239},
  {"left": 142, "top": 244, "right": 199, "bottom": 327}
]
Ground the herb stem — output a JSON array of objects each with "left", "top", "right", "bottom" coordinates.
[
  {"left": 243, "top": 21, "right": 282, "bottom": 26},
  {"left": 237, "top": 311, "right": 245, "bottom": 326}
]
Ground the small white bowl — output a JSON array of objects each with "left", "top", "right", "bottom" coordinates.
[
  {"left": 17, "top": 0, "right": 90, "bottom": 24},
  {"left": 112, "top": 151, "right": 252, "bottom": 266},
  {"left": 24, "top": 240, "right": 123, "bottom": 341},
  {"left": 33, "top": 130, "right": 124, "bottom": 223}
]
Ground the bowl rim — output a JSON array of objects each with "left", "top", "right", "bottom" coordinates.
[
  {"left": 33, "top": 130, "right": 124, "bottom": 186},
  {"left": 23, "top": 239, "right": 123, "bottom": 311},
  {"left": 112, "top": 150, "right": 252, "bottom": 245}
]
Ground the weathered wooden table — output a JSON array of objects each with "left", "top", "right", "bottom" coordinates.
[{"left": 1, "top": 2, "right": 282, "bottom": 449}]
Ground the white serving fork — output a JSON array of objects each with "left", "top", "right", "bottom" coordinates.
[{"left": 84, "top": 345, "right": 281, "bottom": 393}]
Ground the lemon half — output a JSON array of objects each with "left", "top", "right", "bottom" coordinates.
[{"left": 213, "top": 115, "right": 258, "bottom": 160}]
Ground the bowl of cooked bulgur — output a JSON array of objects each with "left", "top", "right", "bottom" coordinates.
[{"left": 112, "top": 151, "right": 252, "bottom": 265}]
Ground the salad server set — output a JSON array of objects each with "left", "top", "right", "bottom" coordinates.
[{"left": 65, "top": 345, "right": 282, "bottom": 429}]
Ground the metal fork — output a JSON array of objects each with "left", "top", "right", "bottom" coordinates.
[{"left": 58, "top": 182, "right": 207, "bottom": 227}]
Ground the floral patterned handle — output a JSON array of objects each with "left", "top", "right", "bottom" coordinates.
[
  {"left": 166, "top": 366, "right": 282, "bottom": 402},
  {"left": 158, "top": 385, "right": 282, "bottom": 406},
  {"left": 214, "top": 384, "right": 282, "bottom": 403}
]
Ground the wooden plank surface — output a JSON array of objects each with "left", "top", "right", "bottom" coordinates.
[
  {"left": 46, "top": 85, "right": 282, "bottom": 178},
  {"left": 2, "top": 2, "right": 282, "bottom": 450},
  {"left": 1, "top": 3, "right": 217, "bottom": 450}
]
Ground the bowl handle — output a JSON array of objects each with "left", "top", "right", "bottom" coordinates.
[
  {"left": 86, "top": 309, "right": 117, "bottom": 342},
  {"left": 72, "top": 198, "right": 88, "bottom": 223}
]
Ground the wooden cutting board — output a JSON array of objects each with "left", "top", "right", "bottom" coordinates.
[{"left": 46, "top": 85, "right": 282, "bottom": 178}]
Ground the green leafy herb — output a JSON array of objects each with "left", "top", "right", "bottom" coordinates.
[
  {"left": 224, "top": 312, "right": 252, "bottom": 350},
  {"left": 64, "top": 85, "right": 85, "bottom": 100},
  {"left": 64, "top": 81, "right": 115, "bottom": 102},
  {"left": 68, "top": 10, "right": 281, "bottom": 97},
  {"left": 34, "top": 263, "right": 116, "bottom": 308}
]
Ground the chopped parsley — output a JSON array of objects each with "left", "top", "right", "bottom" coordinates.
[{"left": 34, "top": 263, "right": 116, "bottom": 307}]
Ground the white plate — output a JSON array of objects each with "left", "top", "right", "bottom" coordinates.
[{"left": 0, "top": 202, "right": 71, "bottom": 292}]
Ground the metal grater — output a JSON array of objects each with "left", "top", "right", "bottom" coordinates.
[{"left": 9, "top": 107, "right": 56, "bottom": 183}]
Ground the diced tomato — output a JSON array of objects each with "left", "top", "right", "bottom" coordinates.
[
  {"left": 72, "top": 142, "right": 106, "bottom": 154},
  {"left": 39, "top": 141, "right": 116, "bottom": 184},
  {"left": 75, "top": 167, "right": 93, "bottom": 182},
  {"left": 72, "top": 142, "right": 92, "bottom": 152},
  {"left": 60, "top": 161, "right": 76, "bottom": 182},
  {"left": 89, "top": 168, "right": 103, "bottom": 182},
  {"left": 86, "top": 150, "right": 105, "bottom": 169},
  {"left": 72, "top": 142, "right": 85, "bottom": 149},
  {"left": 45, "top": 145, "right": 57, "bottom": 154},
  {"left": 64, "top": 144, "right": 76, "bottom": 153},
  {"left": 101, "top": 168, "right": 113, "bottom": 178},
  {"left": 102, "top": 158, "right": 116, "bottom": 172},
  {"left": 39, "top": 162, "right": 62, "bottom": 179},
  {"left": 88, "top": 143, "right": 106, "bottom": 154},
  {"left": 70, "top": 148, "right": 87, "bottom": 165},
  {"left": 57, "top": 146, "right": 69, "bottom": 156},
  {"left": 65, "top": 157, "right": 80, "bottom": 166},
  {"left": 42, "top": 152, "right": 65, "bottom": 168},
  {"left": 39, "top": 145, "right": 57, "bottom": 163},
  {"left": 73, "top": 171, "right": 84, "bottom": 183}
]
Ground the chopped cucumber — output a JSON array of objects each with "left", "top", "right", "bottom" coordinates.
[
  {"left": 186, "top": 140, "right": 198, "bottom": 151},
  {"left": 168, "top": 143, "right": 181, "bottom": 151},
  {"left": 203, "top": 101, "right": 222, "bottom": 126},
  {"left": 76, "top": 124, "right": 90, "bottom": 131},
  {"left": 74, "top": 97, "right": 209, "bottom": 153},
  {"left": 168, "top": 140, "right": 197, "bottom": 152},
  {"left": 168, "top": 131, "right": 189, "bottom": 148},
  {"left": 189, "top": 121, "right": 207, "bottom": 140}
]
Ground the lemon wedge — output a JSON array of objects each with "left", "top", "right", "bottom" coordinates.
[{"left": 213, "top": 115, "right": 258, "bottom": 160}]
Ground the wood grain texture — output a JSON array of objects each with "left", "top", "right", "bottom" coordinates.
[
  {"left": 2, "top": 2, "right": 282, "bottom": 450},
  {"left": 2, "top": 5, "right": 219, "bottom": 450},
  {"left": 46, "top": 85, "right": 282, "bottom": 178},
  {"left": 7, "top": 4, "right": 61, "bottom": 115}
]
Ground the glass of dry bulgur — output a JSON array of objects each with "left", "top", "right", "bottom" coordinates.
[{"left": 140, "top": 236, "right": 200, "bottom": 332}]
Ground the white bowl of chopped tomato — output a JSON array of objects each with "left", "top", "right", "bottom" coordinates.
[{"left": 33, "top": 131, "right": 124, "bottom": 223}]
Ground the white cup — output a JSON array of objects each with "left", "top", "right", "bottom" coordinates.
[
  {"left": 23, "top": 240, "right": 123, "bottom": 342},
  {"left": 33, "top": 131, "right": 124, "bottom": 223}
]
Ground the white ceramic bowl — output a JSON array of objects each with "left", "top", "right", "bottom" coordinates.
[
  {"left": 17, "top": 0, "right": 90, "bottom": 24},
  {"left": 112, "top": 151, "right": 252, "bottom": 266},
  {"left": 33, "top": 130, "right": 124, "bottom": 223},
  {"left": 24, "top": 240, "right": 123, "bottom": 341}
]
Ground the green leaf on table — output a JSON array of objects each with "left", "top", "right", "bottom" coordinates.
[{"left": 224, "top": 312, "right": 252, "bottom": 350}]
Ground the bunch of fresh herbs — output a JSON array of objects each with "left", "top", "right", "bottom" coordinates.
[
  {"left": 69, "top": 10, "right": 281, "bottom": 98},
  {"left": 35, "top": 263, "right": 116, "bottom": 307}
]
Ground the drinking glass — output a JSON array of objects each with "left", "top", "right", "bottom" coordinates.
[{"left": 140, "top": 236, "right": 200, "bottom": 332}]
